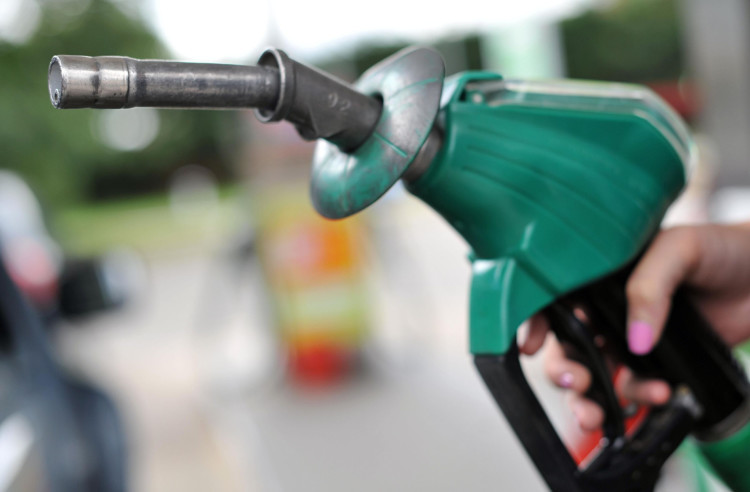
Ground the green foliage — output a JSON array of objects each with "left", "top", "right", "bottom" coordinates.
[
  {"left": 561, "top": 0, "right": 684, "bottom": 83},
  {"left": 0, "top": 0, "right": 239, "bottom": 207}
]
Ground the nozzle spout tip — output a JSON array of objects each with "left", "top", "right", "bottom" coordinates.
[
  {"left": 48, "top": 55, "right": 132, "bottom": 109},
  {"left": 48, "top": 56, "right": 63, "bottom": 108}
]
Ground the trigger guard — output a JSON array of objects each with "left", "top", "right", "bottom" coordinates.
[
  {"left": 545, "top": 303, "right": 626, "bottom": 442},
  {"left": 476, "top": 346, "right": 698, "bottom": 491}
]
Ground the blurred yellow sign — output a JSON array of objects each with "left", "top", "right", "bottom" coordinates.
[{"left": 252, "top": 181, "right": 370, "bottom": 384}]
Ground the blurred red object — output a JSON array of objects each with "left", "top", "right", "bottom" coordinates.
[
  {"left": 571, "top": 368, "right": 650, "bottom": 465},
  {"left": 288, "top": 344, "right": 354, "bottom": 385},
  {"left": 646, "top": 79, "right": 701, "bottom": 120},
  {"left": 4, "top": 237, "right": 59, "bottom": 307},
  {"left": 0, "top": 171, "right": 62, "bottom": 309}
]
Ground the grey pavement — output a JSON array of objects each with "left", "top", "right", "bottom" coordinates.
[{"left": 52, "top": 200, "right": 702, "bottom": 491}]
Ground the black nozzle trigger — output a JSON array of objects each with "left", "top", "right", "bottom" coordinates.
[{"left": 544, "top": 303, "right": 626, "bottom": 445}]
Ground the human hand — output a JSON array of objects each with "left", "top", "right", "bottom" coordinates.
[{"left": 518, "top": 223, "right": 750, "bottom": 431}]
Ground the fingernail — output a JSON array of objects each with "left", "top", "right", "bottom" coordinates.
[
  {"left": 559, "top": 372, "right": 574, "bottom": 388},
  {"left": 628, "top": 321, "right": 654, "bottom": 355}
]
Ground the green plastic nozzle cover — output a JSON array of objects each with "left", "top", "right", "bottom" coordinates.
[{"left": 406, "top": 72, "right": 691, "bottom": 355}]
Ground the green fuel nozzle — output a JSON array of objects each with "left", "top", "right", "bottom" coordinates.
[{"left": 48, "top": 46, "right": 750, "bottom": 492}]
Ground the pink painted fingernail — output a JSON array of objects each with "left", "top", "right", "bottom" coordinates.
[
  {"left": 559, "top": 372, "right": 574, "bottom": 388},
  {"left": 628, "top": 321, "right": 654, "bottom": 355}
]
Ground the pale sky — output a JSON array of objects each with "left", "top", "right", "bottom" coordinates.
[
  {"left": 143, "top": 0, "right": 596, "bottom": 63},
  {"left": 0, "top": 0, "right": 595, "bottom": 62}
]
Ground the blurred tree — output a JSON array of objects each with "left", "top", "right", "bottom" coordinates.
[
  {"left": 0, "top": 0, "right": 239, "bottom": 207},
  {"left": 561, "top": 0, "right": 684, "bottom": 83}
]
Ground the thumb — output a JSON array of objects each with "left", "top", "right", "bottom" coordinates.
[{"left": 625, "top": 227, "right": 702, "bottom": 355}]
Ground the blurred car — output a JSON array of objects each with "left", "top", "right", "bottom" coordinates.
[
  {"left": 0, "top": 170, "right": 138, "bottom": 321},
  {"left": 0, "top": 170, "right": 128, "bottom": 492}
]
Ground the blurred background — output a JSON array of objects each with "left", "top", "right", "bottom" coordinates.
[{"left": 0, "top": 0, "right": 748, "bottom": 490}]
